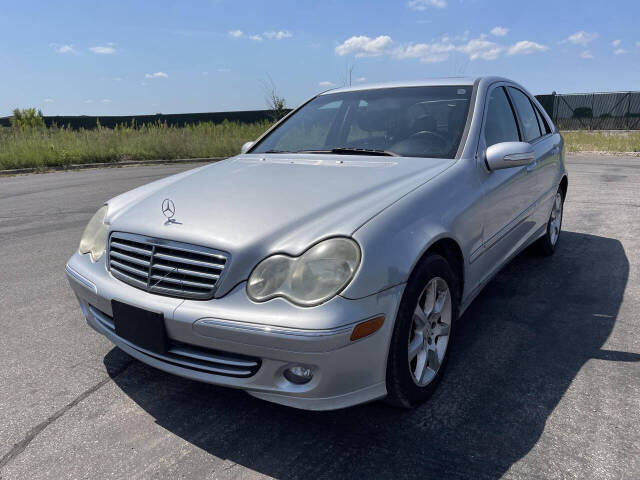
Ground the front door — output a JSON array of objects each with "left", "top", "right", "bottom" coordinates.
[{"left": 473, "top": 84, "right": 539, "bottom": 285}]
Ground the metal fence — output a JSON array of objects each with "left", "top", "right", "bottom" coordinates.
[
  {"left": 3, "top": 92, "right": 640, "bottom": 131},
  {"left": 535, "top": 91, "right": 640, "bottom": 130}
]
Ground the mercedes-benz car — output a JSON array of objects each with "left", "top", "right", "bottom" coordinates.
[{"left": 66, "top": 76, "right": 567, "bottom": 410}]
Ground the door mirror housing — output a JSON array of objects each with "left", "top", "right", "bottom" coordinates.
[
  {"left": 485, "top": 142, "right": 534, "bottom": 171},
  {"left": 240, "top": 141, "right": 255, "bottom": 154}
]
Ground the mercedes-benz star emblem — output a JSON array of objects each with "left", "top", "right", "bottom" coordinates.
[{"left": 162, "top": 198, "right": 177, "bottom": 224}]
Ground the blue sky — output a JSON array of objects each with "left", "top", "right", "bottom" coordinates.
[{"left": 2, "top": 0, "right": 639, "bottom": 116}]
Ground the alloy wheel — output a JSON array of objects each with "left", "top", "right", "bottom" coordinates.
[
  {"left": 550, "top": 192, "right": 563, "bottom": 246},
  {"left": 408, "top": 277, "right": 452, "bottom": 387}
]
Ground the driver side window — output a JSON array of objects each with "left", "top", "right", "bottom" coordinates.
[{"left": 484, "top": 87, "right": 520, "bottom": 148}]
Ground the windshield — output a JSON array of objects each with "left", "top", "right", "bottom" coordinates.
[{"left": 252, "top": 86, "right": 473, "bottom": 159}]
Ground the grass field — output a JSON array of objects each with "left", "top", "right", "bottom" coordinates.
[
  {"left": 0, "top": 121, "right": 271, "bottom": 170},
  {"left": 562, "top": 130, "right": 640, "bottom": 153},
  {"left": 1, "top": 124, "right": 639, "bottom": 171}
]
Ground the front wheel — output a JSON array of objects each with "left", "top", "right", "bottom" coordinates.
[
  {"left": 386, "top": 254, "right": 459, "bottom": 408},
  {"left": 535, "top": 189, "right": 564, "bottom": 256}
]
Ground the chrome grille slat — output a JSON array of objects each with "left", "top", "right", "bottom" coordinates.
[
  {"left": 149, "top": 274, "right": 214, "bottom": 290},
  {"left": 110, "top": 269, "right": 148, "bottom": 289},
  {"left": 153, "top": 252, "right": 225, "bottom": 269},
  {"left": 155, "top": 244, "right": 227, "bottom": 262},
  {"left": 151, "top": 263, "right": 220, "bottom": 280},
  {"left": 110, "top": 241, "right": 153, "bottom": 256},
  {"left": 110, "top": 259, "right": 149, "bottom": 277},
  {"left": 108, "top": 232, "right": 229, "bottom": 300},
  {"left": 110, "top": 250, "right": 151, "bottom": 267},
  {"left": 151, "top": 283, "right": 204, "bottom": 297}
]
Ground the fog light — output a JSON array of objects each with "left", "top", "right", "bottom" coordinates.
[{"left": 283, "top": 366, "right": 313, "bottom": 384}]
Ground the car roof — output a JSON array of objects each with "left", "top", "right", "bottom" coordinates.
[
  {"left": 320, "top": 77, "right": 480, "bottom": 95},
  {"left": 319, "top": 76, "right": 521, "bottom": 96}
]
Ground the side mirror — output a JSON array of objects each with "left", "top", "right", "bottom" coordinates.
[
  {"left": 485, "top": 142, "right": 534, "bottom": 171},
  {"left": 240, "top": 141, "right": 255, "bottom": 154}
]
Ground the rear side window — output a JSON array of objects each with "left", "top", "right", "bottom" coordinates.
[
  {"left": 508, "top": 87, "right": 541, "bottom": 142},
  {"left": 484, "top": 87, "right": 520, "bottom": 147},
  {"left": 534, "top": 105, "right": 551, "bottom": 135}
]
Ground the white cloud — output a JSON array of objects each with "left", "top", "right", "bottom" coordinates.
[
  {"left": 407, "top": 0, "right": 447, "bottom": 10},
  {"left": 53, "top": 44, "right": 75, "bottom": 54},
  {"left": 401, "top": 38, "right": 457, "bottom": 62},
  {"left": 43, "top": 98, "right": 54, "bottom": 103},
  {"left": 636, "top": 41, "right": 640, "bottom": 48},
  {"left": 101, "top": 99, "right": 112, "bottom": 103},
  {"left": 231, "top": 29, "right": 292, "bottom": 42},
  {"left": 454, "top": 30, "right": 470, "bottom": 42},
  {"left": 84, "top": 99, "right": 94, "bottom": 103},
  {"left": 145, "top": 71, "right": 168, "bottom": 79},
  {"left": 580, "top": 50, "right": 594, "bottom": 59},
  {"left": 264, "top": 31, "right": 292, "bottom": 40},
  {"left": 337, "top": 33, "right": 547, "bottom": 63},
  {"left": 356, "top": 77, "right": 367, "bottom": 82},
  {"left": 614, "top": 48, "right": 628, "bottom": 55},
  {"left": 318, "top": 81, "right": 336, "bottom": 87},
  {"left": 217, "top": 68, "right": 231, "bottom": 73},
  {"left": 335, "top": 35, "right": 399, "bottom": 57},
  {"left": 611, "top": 39, "right": 621, "bottom": 47},
  {"left": 202, "top": 71, "right": 209, "bottom": 76},
  {"left": 507, "top": 40, "right": 548, "bottom": 56},
  {"left": 458, "top": 36, "right": 503, "bottom": 60},
  {"left": 490, "top": 26, "right": 509, "bottom": 37},
  {"left": 567, "top": 31, "right": 598, "bottom": 46},
  {"left": 90, "top": 45, "right": 116, "bottom": 54}
]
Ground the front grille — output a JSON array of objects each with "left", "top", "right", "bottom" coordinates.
[
  {"left": 108, "top": 232, "right": 228, "bottom": 300},
  {"left": 89, "top": 305, "right": 261, "bottom": 378}
]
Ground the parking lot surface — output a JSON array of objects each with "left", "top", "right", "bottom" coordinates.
[{"left": 1, "top": 155, "right": 639, "bottom": 479}]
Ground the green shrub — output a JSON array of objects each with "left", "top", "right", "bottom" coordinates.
[{"left": 10, "top": 108, "right": 45, "bottom": 129}]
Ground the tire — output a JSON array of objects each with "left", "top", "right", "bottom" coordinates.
[
  {"left": 386, "top": 253, "right": 459, "bottom": 408},
  {"left": 534, "top": 188, "right": 564, "bottom": 256}
]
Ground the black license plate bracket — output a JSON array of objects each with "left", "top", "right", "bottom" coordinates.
[{"left": 112, "top": 300, "right": 168, "bottom": 354}]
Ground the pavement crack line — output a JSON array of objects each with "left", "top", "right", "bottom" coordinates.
[{"left": 0, "top": 360, "right": 135, "bottom": 471}]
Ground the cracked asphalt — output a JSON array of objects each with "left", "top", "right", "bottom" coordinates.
[{"left": 1, "top": 155, "right": 639, "bottom": 479}]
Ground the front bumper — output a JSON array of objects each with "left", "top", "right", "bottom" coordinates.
[{"left": 65, "top": 252, "right": 405, "bottom": 410}]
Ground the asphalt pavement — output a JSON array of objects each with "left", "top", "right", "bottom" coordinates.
[{"left": 1, "top": 155, "right": 639, "bottom": 479}]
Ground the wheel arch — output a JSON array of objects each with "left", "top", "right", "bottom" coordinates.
[
  {"left": 411, "top": 237, "right": 465, "bottom": 305},
  {"left": 559, "top": 175, "right": 568, "bottom": 199}
]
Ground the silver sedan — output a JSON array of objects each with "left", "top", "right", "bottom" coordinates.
[{"left": 66, "top": 76, "right": 567, "bottom": 410}]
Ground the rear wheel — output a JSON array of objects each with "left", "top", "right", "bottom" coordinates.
[
  {"left": 386, "top": 254, "right": 459, "bottom": 408},
  {"left": 535, "top": 189, "right": 564, "bottom": 256}
]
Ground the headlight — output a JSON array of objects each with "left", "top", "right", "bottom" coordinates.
[
  {"left": 79, "top": 205, "right": 109, "bottom": 261},
  {"left": 247, "top": 237, "right": 361, "bottom": 307}
]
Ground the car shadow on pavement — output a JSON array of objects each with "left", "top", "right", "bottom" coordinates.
[{"left": 105, "top": 231, "right": 635, "bottom": 479}]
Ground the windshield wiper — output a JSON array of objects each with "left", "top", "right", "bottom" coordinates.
[{"left": 297, "top": 148, "right": 398, "bottom": 157}]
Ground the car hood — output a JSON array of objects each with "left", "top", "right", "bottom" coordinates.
[{"left": 107, "top": 154, "right": 454, "bottom": 296}]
